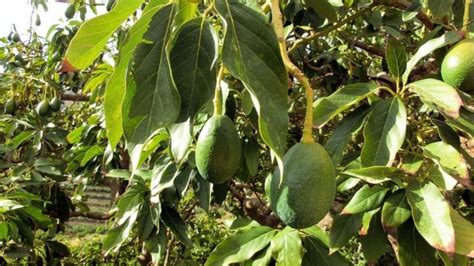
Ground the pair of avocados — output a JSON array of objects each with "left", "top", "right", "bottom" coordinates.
[
  {"left": 36, "top": 97, "right": 61, "bottom": 116},
  {"left": 196, "top": 114, "right": 335, "bottom": 229}
]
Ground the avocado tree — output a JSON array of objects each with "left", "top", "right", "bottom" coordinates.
[{"left": 1, "top": 0, "right": 474, "bottom": 264}]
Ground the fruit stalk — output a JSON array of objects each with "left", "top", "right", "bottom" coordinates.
[
  {"left": 213, "top": 66, "right": 225, "bottom": 116},
  {"left": 270, "top": 0, "right": 314, "bottom": 144},
  {"left": 464, "top": 0, "right": 472, "bottom": 35}
]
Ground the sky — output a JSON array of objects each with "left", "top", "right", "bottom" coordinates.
[{"left": 0, "top": 0, "right": 105, "bottom": 38}]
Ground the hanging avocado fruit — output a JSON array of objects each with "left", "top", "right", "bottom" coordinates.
[
  {"left": 4, "top": 99, "right": 16, "bottom": 115},
  {"left": 49, "top": 97, "right": 61, "bottom": 112},
  {"left": 441, "top": 39, "right": 474, "bottom": 93},
  {"left": 106, "top": 0, "right": 116, "bottom": 11},
  {"left": 36, "top": 100, "right": 50, "bottom": 116},
  {"left": 269, "top": 143, "right": 336, "bottom": 229},
  {"left": 195, "top": 115, "right": 241, "bottom": 184},
  {"left": 65, "top": 4, "right": 76, "bottom": 19},
  {"left": 12, "top": 32, "right": 21, "bottom": 43}
]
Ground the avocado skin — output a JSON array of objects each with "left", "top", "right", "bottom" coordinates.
[
  {"left": 65, "top": 4, "right": 76, "bottom": 19},
  {"left": 269, "top": 142, "right": 336, "bottom": 229},
  {"left": 196, "top": 115, "right": 241, "bottom": 184},
  {"left": 12, "top": 33, "right": 20, "bottom": 42},
  {"left": 49, "top": 97, "right": 61, "bottom": 112},
  {"left": 106, "top": 0, "right": 116, "bottom": 11},
  {"left": 36, "top": 100, "right": 50, "bottom": 116},
  {"left": 5, "top": 99, "right": 16, "bottom": 115},
  {"left": 441, "top": 39, "right": 474, "bottom": 93}
]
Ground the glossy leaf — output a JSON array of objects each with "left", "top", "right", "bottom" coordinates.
[
  {"left": 381, "top": 190, "right": 411, "bottom": 228},
  {"left": 325, "top": 106, "right": 369, "bottom": 165},
  {"left": 215, "top": 0, "right": 289, "bottom": 161},
  {"left": 397, "top": 220, "right": 437, "bottom": 266},
  {"left": 423, "top": 142, "right": 470, "bottom": 187},
  {"left": 402, "top": 31, "right": 462, "bottom": 84},
  {"left": 409, "top": 79, "right": 462, "bottom": 118},
  {"left": 342, "top": 166, "right": 401, "bottom": 184},
  {"left": 406, "top": 181, "right": 455, "bottom": 255},
  {"left": 122, "top": 4, "right": 180, "bottom": 168},
  {"left": 361, "top": 97, "right": 406, "bottom": 167},
  {"left": 104, "top": 0, "right": 169, "bottom": 149},
  {"left": 313, "top": 83, "right": 377, "bottom": 128},
  {"left": 329, "top": 214, "right": 362, "bottom": 251},
  {"left": 270, "top": 227, "right": 303, "bottom": 266},
  {"left": 170, "top": 17, "right": 217, "bottom": 122},
  {"left": 63, "top": 0, "right": 145, "bottom": 70},
  {"left": 341, "top": 185, "right": 389, "bottom": 214},
  {"left": 205, "top": 225, "right": 276, "bottom": 266},
  {"left": 386, "top": 38, "right": 407, "bottom": 79}
]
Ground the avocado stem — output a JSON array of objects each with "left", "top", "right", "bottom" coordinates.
[
  {"left": 464, "top": 0, "right": 472, "bottom": 36},
  {"left": 270, "top": 0, "right": 314, "bottom": 144},
  {"left": 213, "top": 66, "right": 225, "bottom": 116}
]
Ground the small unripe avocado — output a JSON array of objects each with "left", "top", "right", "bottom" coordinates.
[
  {"left": 49, "top": 97, "right": 61, "bottom": 112},
  {"left": 65, "top": 4, "right": 76, "bottom": 19},
  {"left": 4, "top": 99, "right": 16, "bottom": 115},
  {"left": 35, "top": 15, "right": 41, "bottom": 26},
  {"left": 106, "top": 0, "right": 116, "bottom": 11},
  {"left": 441, "top": 39, "right": 474, "bottom": 93},
  {"left": 12, "top": 33, "right": 21, "bottom": 43},
  {"left": 36, "top": 100, "right": 50, "bottom": 116},
  {"left": 195, "top": 115, "right": 241, "bottom": 184},
  {"left": 269, "top": 142, "right": 336, "bottom": 229}
]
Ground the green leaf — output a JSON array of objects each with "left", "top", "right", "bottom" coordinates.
[
  {"left": 80, "top": 145, "right": 104, "bottom": 166},
  {"left": 341, "top": 185, "right": 389, "bottom": 214},
  {"left": 406, "top": 181, "right": 455, "bottom": 255},
  {"left": 360, "top": 213, "right": 388, "bottom": 262},
  {"left": 122, "top": 3, "right": 180, "bottom": 168},
  {"left": 302, "top": 236, "right": 349, "bottom": 266},
  {"left": 103, "top": 217, "right": 138, "bottom": 254},
  {"left": 449, "top": 207, "right": 474, "bottom": 257},
  {"left": 313, "top": 83, "right": 377, "bottom": 128},
  {"left": 381, "top": 190, "right": 411, "bottom": 228},
  {"left": 170, "top": 17, "right": 217, "bottom": 122},
  {"left": 304, "top": 0, "right": 337, "bottom": 22},
  {"left": 325, "top": 106, "right": 369, "bottom": 165},
  {"left": 63, "top": 0, "right": 145, "bottom": 70},
  {"left": 169, "top": 121, "right": 193, "bottom": 163},
  {"left": 329, "top": 214, "right": 362, "bottom": 251},
  {"left": 215, "top": 0, "right": 289, "bottom": 162},
  {"left": 9, "top": 131, "right": 35, "bottom": 149},
  {"left": 397, "top": 220, "right": 437, "bottom": 266},
  {"left": 423, "top": 142, "right": 470, "bottom": 187},
  {"left": 409, "top": 79, "right": 462, "bottom": 118},
  {"left": 342, "top": 166, "right": 402, "bottom": 184},
  {"left": 270, "top": 227, "right": 303, "bottom": 266},
  {"left": 361, "top": 97, "right": 406, "bottom": 167},
  {"left": 427, "top": 0, "right": 454, "bottom": 18},
  {"left": 161, "top": 206, "right": 193, "bottom": 247},
  {"left": 174, "top": 0, "right": 198, "bottom": 28},
  {"left": 386, "top": 38, "right": 407, "bottom": 79},
  {"left": 0, "top": 199, "right": 24, "bottom": 214},
  {"left": 195, "top": 172, "right": 212, "bottom": 212},
  {"left": 104, "top": 0, "right": 169, "bottom": 149},
  {"left": 447, "top": 108, "right": 474, "bottom": 137},
  {"left": 145, "top": 227, "right": 167, "bottom": 265},
  {"left": 402, "top": 32, "right": 462, "bottom": 84},
  {"left": 246, "top": 247, "right": 273, "bottom": 266},
  {"left": 205, "top": 226, "right": 277, "bottom": 266}
]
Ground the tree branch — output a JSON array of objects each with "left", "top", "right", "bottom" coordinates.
[
  {"left": 69, "top": 211, "right": 112, "bottom": 220},
  {"left": 375, "top": 0, "right": 433, "bottom": 30},
  {"left": 339, "top": 32, "right": 385, "bottom": 57},
  {"left": 60, "top": 92, "right": 90, "bottom": 102}
]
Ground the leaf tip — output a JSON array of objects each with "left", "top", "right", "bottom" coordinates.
[{"left": 59, "top": 59, "right": 78, "bottom": 73}]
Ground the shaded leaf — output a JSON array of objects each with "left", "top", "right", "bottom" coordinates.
[
  {"left": 270, "top": 227, "right": 303, "bottom": 266},
  {"left": 397, "top": 220, "right": 437, "bottom": 266},
  {"left": 161, "top": 206, "right": 192, "bottom": 247},
  {"left": 329, "top": 214, "right": 362, "bottom": 251},
  {"left": 381, "top": 190, "right": 411, "bottom": 228},
  {"left": 304, "top": 0, "right": 337, "bottom": 22},
  {"left": 342, "top": 166, "right": 402, "bottom": 184},
  {"left": 386, "top": 38, "right": 407, "bottom": 79},
  {"left": 449, "top": 207, "right": 474, "bottom": 257},
  {"left": 360, "top": 213, "right": 388, "bottom": 262}
]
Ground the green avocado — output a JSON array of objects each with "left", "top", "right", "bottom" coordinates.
[
  {"left": 65, "top": 4, "right": 76, "bottom": 19},
  {"left": 269, "top": 142, "right": 336, "bottom": 229},
  {"left": 106, "top": 0, "right": 116, "bottom": 11},
  {"left": 12, "top": 33, "right": 20, "bottom": 43},
  {"left": 195, "top": 115, "right": 241, "bottom": 184},
  {"left": 36, "top": 100, "right": 50, "bottom": 116},
  {"left": 4, "top": 99, "right": 16, "bottom": 115},
  {"left": 49, "top": 97, "right": 61, "bottom": 112},
  {"left": 441, "top": 39, "right": 474, "bottom": 93}
]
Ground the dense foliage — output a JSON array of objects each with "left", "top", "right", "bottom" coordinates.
[{"left": 1, "top": 0, "right": 473, "bottom": 265}]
